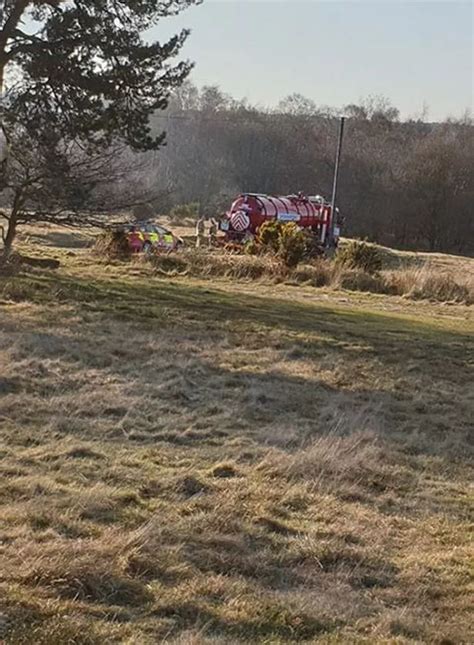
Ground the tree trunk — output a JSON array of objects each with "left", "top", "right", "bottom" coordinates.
[
  {"left": 1, "top": 215, "right": 17, "bottom": 259},
  {"left": 1, "top": 191, "right": 22, "bottom": 258}
]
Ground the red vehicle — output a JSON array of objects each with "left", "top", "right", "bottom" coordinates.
[{"left": 220, "top": 192, "right": 342, "bottom": 247}]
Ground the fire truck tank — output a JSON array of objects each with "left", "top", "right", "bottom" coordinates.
[{"left": 226, "top": 193, "right": 333, "bottom": 242}]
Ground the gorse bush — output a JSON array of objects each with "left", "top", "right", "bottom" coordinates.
[
  {"left": 278, "top": 223, "right": 308, "bottom": 268},
  {"left": 336, "top": 240, "right": 383, "bottom": 274},
  {"left": 0, "top": 251, "right": 22, "bottom": 276},
  {"left": 257, "top": 220, "right": 282, "bottom": 253},
  {"left": 302, "top": 230, "right": 326, "bottom": 260},
  {"left": 256, "top": 221, "right": 308, "bottom": 267}
]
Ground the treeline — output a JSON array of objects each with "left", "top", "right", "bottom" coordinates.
[{"left": 146, "top": 84, "right": 473, "bottom": 254}]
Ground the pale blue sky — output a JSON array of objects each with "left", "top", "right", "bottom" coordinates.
[{"left": 152, "top": 0, "right": 473, "bottom": 120}]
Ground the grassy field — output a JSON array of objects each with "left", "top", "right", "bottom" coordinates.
[{"left": 0, "top": 228, "right": 473, "bottom": 644}]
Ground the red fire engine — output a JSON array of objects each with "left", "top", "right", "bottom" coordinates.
[{"left": 219, "top": 192, "right": 342, "bottom": 247}]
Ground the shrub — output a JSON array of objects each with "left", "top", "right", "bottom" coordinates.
[
  {"left": 257, "top": 220, "right": 282, "bottom": 253},
  {"left": 93, "top": 230, "right": 131, "bottom": 260},
  {"left": 169, "top": 202, "right": 200, "bottom": 223},
  {"left": 278, "top": 223, "right": 308, "bottom": 268},
  {"left": 336, "top": 240, "right": 382, "bottom": 274},
  {"left": 257, "top": 221, "right": 308, "bottom": 267}
]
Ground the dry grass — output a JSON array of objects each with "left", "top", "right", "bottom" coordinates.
[
  {"left": 0, "top": 229, "right": 473, "bottom": 643},
  {"left": 150, "top": 250, "right": 473, "bottom": 304},
  {"left": 151, "top": 250, "right": 285, "bottom": 282},
  {"left": 93, "top": 230, "right": 131, "bottom": 260},
  {"left": 385, "top": 264, "right": 473, "bottom": 303}
]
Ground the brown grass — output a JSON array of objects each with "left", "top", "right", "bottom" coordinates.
[
  {"left": 150, "top": 250, "right": 473, "bottom": 304},
  {"left": 0, "top": 230, "right": 473, "bottom": 643},
  {"left": 151, "top": 250, "right": 285, "bottom": 282},
  {"left": 385, "top": 264, "right": 473, "bottom": 303}
]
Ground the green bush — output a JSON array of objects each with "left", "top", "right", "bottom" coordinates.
[
  {"left": 336, "top": 240, "right": 382, "bottom": 274},
  {"left": 278, "top": 223, "right": 308, "bottom": 268},
  {"left": 257, "top": 220, "right": 282, "bottom": 253},
  {"left": 256, "top": 221, "right": 308, "bottom": 267},
  {"left": 169, "top": 202, "right": 200, "bottom": 223}
]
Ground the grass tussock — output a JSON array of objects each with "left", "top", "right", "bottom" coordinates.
[
  {"left": 93, "top": 230, "right": 131, "bottom": 260},
  {"left": 385, "top": 265, "right": 473, "bottom": 303},
  {"left": 332, "top": 268, "right": 387, "bottom": 294},
  {"left": 259, "top": 431, "right": 415, "bottom": 499},
  {"left": 335, "top": 239, "right": 383, "bottom": 274},
  {"left": 7, "top": 531, "right": 154, "bottom": 606},
  {"left": 290, "top": 259, "right": 333, "bottom": 287},
  {"left": 151, "top": 250, "right": 285, "bottom": 281}
]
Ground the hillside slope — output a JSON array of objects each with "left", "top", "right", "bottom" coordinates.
[{"left": 0, "top": 237, "right": 473, "bottom": 644}]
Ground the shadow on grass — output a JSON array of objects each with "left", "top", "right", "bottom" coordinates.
[
  {"left": 1, "top": 270, "right": 472, "bottom": 459},
  {"left": 3, "top": 270, "right": 472, "bottom": 354},
  {"left": 26, "top": 231, "right": 92, "bottom": 249},
  {"left": 152, "top": 600, "right": 336, "bottom": 642}
]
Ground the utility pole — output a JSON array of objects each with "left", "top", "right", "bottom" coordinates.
[{"left": 327, "top": 116, "right": 345, "bottom": 248}]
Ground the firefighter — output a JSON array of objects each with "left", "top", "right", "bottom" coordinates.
[
  {"left": 128, "top": 226, "right": 143, "bottom": 253},
  {"left": 195, "top": 217, "right": 205, "bottom": 248},
  {"left": 208, "top": 218, "right": 218, "bottom": 247}
]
